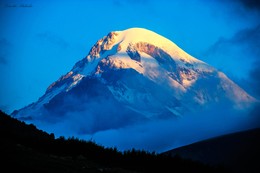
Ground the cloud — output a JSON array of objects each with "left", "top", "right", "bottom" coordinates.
[
  {"left": 84, "top": 104, "right": 259, "bottom": 153},
  {"left": 36, "top": 32, "right": 69, "bottom": 49},
  {"left": 202, "top": 0, "right": 260, "bottom": 99},
  {"left": 237, "top": 0, "right": 260, "bottom": 11},
  {"left": 203, "top": 24, "right": 260, "bottom": 98},
  {"left": 217, "top": 0, "right": 260, "bottom": 14},
  {"left": 206, "top": 24, "right": 260, "bottom": 59},
  {"left": 29, "top": 99, "right": 259, "bottom": 153}
]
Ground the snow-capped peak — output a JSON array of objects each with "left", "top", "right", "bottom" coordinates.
[
  {"left": 69, "top": 28, "right": 213, "bottom": 82},
  {"left": 43, "top": 28, "right": 254, "bottom": 108},
  {"left": 114, "top": 28, "right": 204, "bottom": 63}
]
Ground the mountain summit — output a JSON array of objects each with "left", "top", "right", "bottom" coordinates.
[{"left": 13, "top": 28, "right": 255, "bottom": 134}]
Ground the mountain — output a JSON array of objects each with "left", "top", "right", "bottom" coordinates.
[
  {"left": 12, "top": 28, "right": 255, "bottom": 135},
  {"left": 163, "top": 127, "right": 260, "bottom": 173}
]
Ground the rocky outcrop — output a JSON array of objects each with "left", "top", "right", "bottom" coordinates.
[
  {"left": 88, "top": 32, "right": 118, "bottom": 60},
  {"left": 126, "top": 42, "right": 177, "bottom": 72},
  {"left": 126, "top": 43, "right": 141, "bottom": 62}
]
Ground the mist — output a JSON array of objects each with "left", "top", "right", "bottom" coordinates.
[
  {"left": 87, "top": 104, "right": 259, "bottom": 153},
  {"left": 30, "top": 101, "right": 260, "bottom": 153}
]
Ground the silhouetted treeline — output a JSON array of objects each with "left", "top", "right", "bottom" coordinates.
[{"left": 0, "top": 110, "right": 228, "bottom": 173}]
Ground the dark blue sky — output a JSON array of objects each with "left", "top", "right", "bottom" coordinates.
[{"left": 0, "top": 0, "right": 260, "bottom": 113}]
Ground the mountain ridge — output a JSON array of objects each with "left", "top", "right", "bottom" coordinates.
[{"left": 12, "top": 28, "right": 256, "bottom": 143}]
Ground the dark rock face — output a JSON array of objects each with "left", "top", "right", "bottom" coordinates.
[
  {"left": 126, "top": 43, "right": 141, "bottom": 62},
  {"left": 136, "top": 42, "right": 175, "bottom": 66},
  {"left": 125, "top": 42, "right": 177, "bottom": 72}
]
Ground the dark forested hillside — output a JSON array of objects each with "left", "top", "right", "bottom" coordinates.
[
  {"left": 0, "top": 110, "right": 227, "bottom": 173},
  {"left": 164, "top": 127, "right": 260, "bottom": 173}
]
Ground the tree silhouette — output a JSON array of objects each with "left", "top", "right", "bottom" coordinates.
[{"left": 0, "top": 110, "right": 228, "bottom": 173}]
